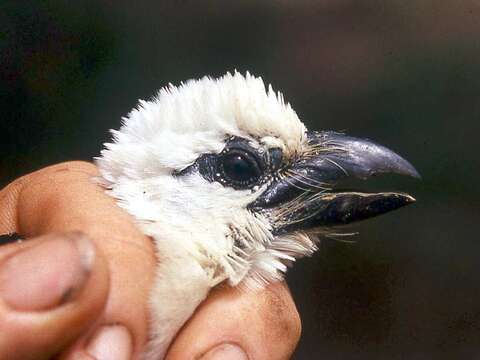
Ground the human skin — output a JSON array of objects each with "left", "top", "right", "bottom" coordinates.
[{"left": 0, "top": 161, "right": 301, "bottom": 359}]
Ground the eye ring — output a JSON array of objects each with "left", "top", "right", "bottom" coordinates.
[{"left": 218, "top": 149, "right": 262, "bottom": 189}]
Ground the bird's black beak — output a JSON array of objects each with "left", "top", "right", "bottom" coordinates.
[{"left": 250, "top": 131, "right": 420, "bottom": 235}]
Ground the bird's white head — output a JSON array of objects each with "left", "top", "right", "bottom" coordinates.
[{"left": 97, "top": 72, "right": 419, "bottom": 289}]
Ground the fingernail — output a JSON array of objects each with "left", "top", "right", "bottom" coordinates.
[
  {"left": 86, "top": 325, "right": 132, "bottom": 360},
  {"left": 200, "top": 343, "right": 248, "bottom": 360},
  {"left": 0, "top": 232, "right": 95, "bottom": 311}
]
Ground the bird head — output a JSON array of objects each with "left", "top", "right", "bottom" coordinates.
[{"left": 97, "top": 72, "right": 419, "bottom": 289}]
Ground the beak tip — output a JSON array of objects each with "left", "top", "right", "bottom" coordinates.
[
  {"left": 403, "top": 194, "right": 416, "bottom": 205},
  {"left": 406, "top": 166, "right": 422, "bottom": 180},
  {"left": 391, "top": 156, "right": 421, "bottom": 180}
]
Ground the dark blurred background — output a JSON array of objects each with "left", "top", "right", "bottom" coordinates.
[{"left": 1, "top": 1, "right": 479, "bottom": 358}]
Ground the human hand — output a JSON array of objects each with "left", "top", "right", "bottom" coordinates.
[{"left": 0, "top": 162, "right": 301, "bottom": 359}]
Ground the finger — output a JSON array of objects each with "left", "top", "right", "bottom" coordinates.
[
  {"left": 0, "top": 171, "right": 24, "bottom": 234},
  {"left": 0, "top": 232, "right": 109, "bottom": 360},
  {"left": 4, "top": 161, "right": 156, "bottom": 358},
  {"left": 166, "top": 281, "right": 302, "bottom": 360}
]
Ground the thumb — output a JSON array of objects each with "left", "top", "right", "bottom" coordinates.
[
  {"left": 167, "top": 281, "right": 301, "bottom": 360},
  {"left": 0, "top": 232, "right": 109, "bottom": 360}
]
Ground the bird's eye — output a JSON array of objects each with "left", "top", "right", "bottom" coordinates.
[
  {"left": 185, "top": 137, "right": 268, "bottom": 190},
  {"left": 219, "top": 150, "right": 262, "bottom": 188}
]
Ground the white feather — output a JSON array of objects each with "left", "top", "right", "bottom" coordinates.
[{"left": 96, "top": 71, "right": 317, "bottom": 359}]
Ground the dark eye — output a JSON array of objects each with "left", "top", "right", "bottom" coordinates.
[{"left": 220, "top": 151, "right": 262, "bottom": 188}]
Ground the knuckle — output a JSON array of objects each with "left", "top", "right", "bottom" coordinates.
[
  {"left": 288, "top": 301, "right": 302, "bottom": 344},
  {"left": 15, "top": 162, "right": 100, "bottom": 235},
  {"left": 18, "top": 161, "right": 99, "bottom": 203},
  {"left": 3, "top": 161, "right": 98, "bottom": 205},
  {"left": 262, "top": 283, "right": 302, "bottom": 345},
  {"left": 39, "top": 161, "right": 98, "bottom": 177}
]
